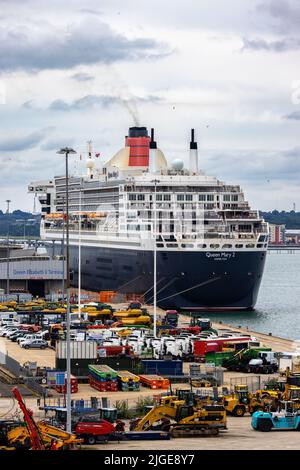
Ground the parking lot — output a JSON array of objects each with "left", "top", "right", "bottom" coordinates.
[
  {"left": 95, "top": 416, "right": 300, "bottom": 451},
  {"left": 0, "top": 335, "right": 55, "bottom": 368}
]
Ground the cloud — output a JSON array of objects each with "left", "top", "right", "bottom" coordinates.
[
  {"left": 204, "top": 147, "right": 300, "bottom": 184},
  {"left": 71, "top": 72, "right": 94, "bottom": 82},
  {"left": 0, "top": 18, "right": 171, "bottom": 73},
  {"left": 48, "top": 93, "right": 162, "bottom": 111},
  {"left": 283, "top": 110, "right": 300, "bottom": 120},
  {"left": 257, "top": 0, "right": 300, "bottom": 34},
  {"left": 0, "top": 128, "right": 51, "bottom": 151},
  {"left": 241, "top": 36, "right": 300, "bottom": 52},
  {"left": 41, "top": 137, "right": 75, "bottom": 151}
]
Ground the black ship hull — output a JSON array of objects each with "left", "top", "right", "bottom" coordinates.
[{"left": 67, "top": 245, "right": 267, "bottom": 311}]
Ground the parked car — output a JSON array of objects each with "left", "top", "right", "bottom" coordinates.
[
  {"left": 21, "top": 339, "right": 48, "bottom": 349},
  {"left": 5, "top": 329, "right": 21, "bottom": 339},
  {"left": 18, "top": 334, "right": 36, "bottom": 344},
  {"left": 10, "top": 331, "right": 27, "bottom": 342},
  {"left": 0, "top": 327, "right": 19, "bottom": 337}
]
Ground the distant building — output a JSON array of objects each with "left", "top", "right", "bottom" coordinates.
[
  {"left": 269, "top": 224, "right": 286, "bottom": 244},
  {"left": 285, "top": 229, "right": 300, "bottom": 245}
]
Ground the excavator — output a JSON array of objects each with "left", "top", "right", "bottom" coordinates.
[
  {"left": 6, "top": 388, "right": 82, "bottom": 450},
  {"left": 131, "top": 395, "right": 227, "bottom": 437}
]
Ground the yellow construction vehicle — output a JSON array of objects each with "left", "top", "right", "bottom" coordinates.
[
  {"left": 7, "top": 421, "right": 82, "bottom": 450},
  {"left": 6, "top": 387, "right": 82, "bottom": 450},
  {"left": 253, "top": 369, "right": 300, "bottom": 408},
  {"left": 223, "top": 385, "right": 269, "bottom": 417},
  {"left": 132, "top": 395, "right": 227, "bottom": 437}
]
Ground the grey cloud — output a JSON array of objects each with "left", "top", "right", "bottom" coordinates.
[
  {"left": 242, "top": 36, "right": 300, "bottom": 52},
  {"left": 0, "top": 128, "right": 50, "bottom": 151},
  {"left": 257, "top": 0, "right": 300, "bottom": 34},
  {"left": 41, "top": 137, "right": 75, "bottom": 151},
  {"left": 204, "top": 147, "right": 300, "bottom": 183},
  {"left": 71, "top": 72, "right": 94, "bottom": 82},
  {"left": 283, "top": 111, "right": 300, "bottom": 120},
  {"left": 22, "top": 100, "right": 34, "bottom": 109},
  {"left": 0, "top": 19, "right": 171, "bottom": 72},
  {"left": 49, "top": 94, "right": 162, "bottom": 111}
]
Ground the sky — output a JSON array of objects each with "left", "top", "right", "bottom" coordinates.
[{"left": 0, "top": 0, "right": 300, "bottom": 212}]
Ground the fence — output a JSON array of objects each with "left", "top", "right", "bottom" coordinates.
[
  {"left": 0, "top": 349, "right": 45, "bottom": 396},
  {"left": 189, "top": 364, "right": 224, "bottom": 386},
  {"left": 229, "top": 375, "right": 275, "bottom": 392},
  {"left": 0, "top": 294, "right": 32, "bottom": 302}
]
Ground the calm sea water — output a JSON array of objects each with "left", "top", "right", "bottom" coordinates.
[{"left": 208, "top": 251, "right": 300, "bottom": 340}]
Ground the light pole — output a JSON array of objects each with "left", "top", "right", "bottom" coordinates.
[
  {"left": 60, "top": 196, "right": 66, "bottom": 303},
  {"left": 78, "top": 183, "right": 82, "bottom": 320},
  {"left": 152, "top": 179, "right": 160, "bottom": 337},
  {"left": 5, "top": 200, "right": 11, "bottom": 296},
  {"left": 57, "top": 147, "right": 76, "bottom": 433}
]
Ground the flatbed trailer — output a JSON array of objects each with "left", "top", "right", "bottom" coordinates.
[
  {"left": 88, "top": 365, "right": 118, "bottom": 381},
  {"left": 117, "top": 371, "right": 140, "bottom": 391},
  {"left": 122, "top": 431, "right": 170, "bottom": 440},
  {"left": 139, "top": 375, "right": 170, "bottom": 390},
  {"left": 88, "top": 365, "right": 118, "bottom": 392}
]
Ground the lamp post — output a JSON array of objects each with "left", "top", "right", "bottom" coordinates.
[
  {"left": 60, "top": 196, "right": 66, "bottom": 303},
  {"left": 151, "top": 179, "right": 160, "bottom": 337},
  {"left": 5, "top": 199, "right": 11, "bottom": 296},
  {"left": 78, "top": 182, "right": 82, "bottom": 320},
  {"left": 56, "top": 147, "right": 76, "bottom": 433}
]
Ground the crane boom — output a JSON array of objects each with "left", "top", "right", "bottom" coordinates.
[{"left": 12, "top": 387, "right": 45, "bottom": 450}]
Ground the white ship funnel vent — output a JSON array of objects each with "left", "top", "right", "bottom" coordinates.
[
  {"left": 189, "top": 128, "right": 198, "bottom": 174},
  {"left": 149, "top": 128, "right": 158, "bottom": 173}
]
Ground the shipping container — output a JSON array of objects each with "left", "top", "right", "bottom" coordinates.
[
  {"left": 141, "top": 360, "right": 183, "bottom": 376},
  {"left": 56, "top": 340, "right": 97, "bottom": 359}
]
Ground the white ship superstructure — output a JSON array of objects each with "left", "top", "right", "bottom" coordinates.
[{"left": 29, "top": 127, "right": 268, "bottom": 310}]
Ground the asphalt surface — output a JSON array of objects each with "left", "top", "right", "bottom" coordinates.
[{"left": 92, "top": 416, "right": 300, "bottom": 451}]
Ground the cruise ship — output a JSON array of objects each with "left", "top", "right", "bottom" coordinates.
[{"left": 28, "top": 126, "right": 268, "bottom": 310}]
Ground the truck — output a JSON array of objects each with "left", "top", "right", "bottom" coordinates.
[
  {"left": 223, "top": 349, "right": 278, "bottom": 374},
  {"left": 162, "top": 310, "right": 179, "bottom": 328}
]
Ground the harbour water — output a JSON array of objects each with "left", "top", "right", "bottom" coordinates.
[{"left": 208, "top": 251, "right": 300, "bottom": 340}]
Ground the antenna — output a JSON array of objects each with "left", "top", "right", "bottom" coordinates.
[{"left": 6, "top": 199, "right": 11, "bottom": 214}]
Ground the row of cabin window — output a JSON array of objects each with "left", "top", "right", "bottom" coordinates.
[{"left": 128, "top": 194, "right": 239, "bottom": 202}]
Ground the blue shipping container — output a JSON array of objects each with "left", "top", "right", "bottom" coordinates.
[{"left": 141, "top": 360, "right": 183, "bottom": 376}]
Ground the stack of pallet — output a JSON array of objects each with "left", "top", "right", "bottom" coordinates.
[
  {"left": 88, "top": 365, "right": 118, "bottom": 392},
  {"left": 139, "top": 375, "right": 170, "bottom": 390},
  {"left": 117, "top": 370, "right": 140, "bottom": 391}
]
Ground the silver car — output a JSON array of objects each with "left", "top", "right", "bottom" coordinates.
[{"left": 21, "top": 339, "right": 48, "bottom": 349}]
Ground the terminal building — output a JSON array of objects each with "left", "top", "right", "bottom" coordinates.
[{"left": 0, "top": 243, "right": 66, "bottom": 297}]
